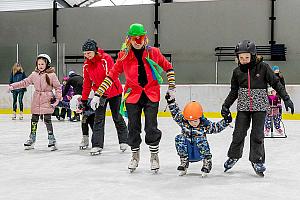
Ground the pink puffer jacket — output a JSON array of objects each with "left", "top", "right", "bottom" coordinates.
[{"left": 10, "top": 67, "right": 62, "bottom": 114}]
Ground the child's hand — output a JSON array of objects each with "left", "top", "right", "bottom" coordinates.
[
  {"left": 66, "top": 95, "right": 71, "bottom": 101},
  {"left": 7, "top": 85, "right": 13, "bottom": 93},
  {"left": 165, "top": 92, "right": 175, "bottom": 104}
]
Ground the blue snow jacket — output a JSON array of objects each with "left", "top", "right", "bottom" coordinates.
[{"left": 168, "top": 101, "right": 229, "bottom": 161}]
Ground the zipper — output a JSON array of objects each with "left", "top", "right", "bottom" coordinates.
[{"left": 247, "top": 68, "right": 253, "bottom": 111}]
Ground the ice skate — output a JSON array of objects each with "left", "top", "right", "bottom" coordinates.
[
  {"left": 24, "top": 138, "right": 35, "bottom": 150},
  {"left": 275, "top": 128, "right": 284, "bottom": 135},
  {"left": 19, "top": 112, "right": 23, "bottom": 120},
  {"left": 177, "top": 157, "right": 189, "bottom": 176},
  {"left": 120, "top": 143, "right": 128, "bottom": 152},
  {"left": 201, "top": 159, "right": 212, "bottom": 178},
  {"left": 264, "top": 128, "right": 270, "bottom": 136},
  {"left": 12, "top": 112, "right": 16, "bottom": 120},
  {"left": 224, "top": 158, "right": 238, "bottom": 172},
  {"left": 251, "top": 162, "right": 266, "bottom": 177},
  {"left": 128, "top": 151, "right": 140, "bottom": 173},
  {"left": 90, "top": 147, "right": 102, "bottom": 156},
  {"left": 150, "top": 153, "right": 160, "bottom": 173},
  {"left": 79, "top": 135, "right": 89, "bottom": 150},
  {"left": 48, "top": 135, "right": 57, "bottom": 151}
]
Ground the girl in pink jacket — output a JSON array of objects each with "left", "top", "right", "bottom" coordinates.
[{"left": 9, "top": 54, "right": 62, "bottom": 151}]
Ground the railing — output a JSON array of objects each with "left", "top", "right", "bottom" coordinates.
[
  {"left": 214, "top": 44, "right": 287, "bottom": 84},
  {"left": 65, "top": 50, "right": 172, "bottom": 64}
]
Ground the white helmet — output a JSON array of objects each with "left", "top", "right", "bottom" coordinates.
[{"left": 37, "top": 53, "right": 51, "bottom": 64}]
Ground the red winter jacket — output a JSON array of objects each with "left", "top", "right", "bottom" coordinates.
[
  {"left": 108, "top": 46, "right": 173, "bottom": 103},
  {"left": 82, "top": 48, "right": 123, "bottom": 101}
]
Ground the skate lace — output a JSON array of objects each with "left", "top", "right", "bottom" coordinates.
[{"left": 203, "top": 159, "right": 212, "bottom": 169}]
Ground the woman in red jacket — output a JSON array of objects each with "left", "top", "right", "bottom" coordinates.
[
  {"left": 91, "top": 24, "right": 176, "bottom": 173},
  {"left": 81, "top": 39, "right": 128, "bottom": 155}
]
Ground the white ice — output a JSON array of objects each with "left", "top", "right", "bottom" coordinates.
[{"left": 0, "top": 115, "right": 299, "bottom": 200}]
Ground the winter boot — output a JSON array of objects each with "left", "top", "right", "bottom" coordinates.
[
  {"left": 128, "top": 149, "right": 140, "bottom": 173},
  {"left": 79, "top": 135, "right": 89, "bottom": 150},
  {"left": 12, "top": 112, "right": 16, "bottom": 120},
  {"left": 90, "top": 147, "right": 102, "bottom": 156},
  {"left": 120, "top": 143, "right": 128, "bottom": 152},
  {"left": 224, "top": 158, "right": 239, "bottom": 172},
  {"left": 150, "top": 153, "right": 160, "bottom": 173},
  {"left": 251, "top": 162, "right": 266, "bottom": 177},
  {"left": 19, "top": 112, "right": 23, "bottom": 120},
  {"left": 48, "top": 134, "right": 57, "bottom": 151},
  {"left": 201, "top": 159, "right": 212, "bottom": 177},
  {"left": 24, "top": 134, "right": 36, "bottom": 150},
  {"left": 177, "top": 156, "right": 189, "bottom": 176}
]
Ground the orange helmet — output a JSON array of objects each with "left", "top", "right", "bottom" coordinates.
[{"left": 183, "top": 101, "right": 203, "bottom": 120}]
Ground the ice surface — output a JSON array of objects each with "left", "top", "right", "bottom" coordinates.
[{"left": 0, "top": 115, "right": 299, "bottom": 200}]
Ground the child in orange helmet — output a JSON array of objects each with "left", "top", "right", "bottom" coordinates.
[{"left": 165, "top": 92, "right": 232, "bottom": 176}]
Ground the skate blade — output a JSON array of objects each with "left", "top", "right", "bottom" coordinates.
[
  {"left": 201, "top": 172, "right": 208, "bottom": 178},
  {"left": 24, "top": 146, "right": 34, "bottom": 150},
  {"left": 151, "top": 168, "right": 159, "bottom": 174},
  {"left": 90, "top": 151, "right": 101, "bottom": 156},
  {"left": 178, "top": 170, "right": 187, "bottom": 176},
  {"left": 50, "top": 146, "right": 58, "bottom": 151},
  {"left": 79, "top": 146, "right": 88, "bottom": 150},
  {"left": 224, "top": 168, "right": 230, "bottom": 172},
  {"left": 129, "top": 168, "right": 136, "bottom": 173},
  {"left": 120, "top": 148, "right": 127, "bottom": 152}
]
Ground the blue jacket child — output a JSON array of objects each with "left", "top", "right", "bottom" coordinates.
[{"left": 165, "top": 92, "right": 232, "bottom": 176}]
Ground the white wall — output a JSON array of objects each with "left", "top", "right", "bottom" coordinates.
[{"left": 1, "top": 84, "right": 298, "bottom": 113}]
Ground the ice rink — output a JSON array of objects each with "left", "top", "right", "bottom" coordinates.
[{"left": 1, "top": 114, "right": 299, "bottom": 200}]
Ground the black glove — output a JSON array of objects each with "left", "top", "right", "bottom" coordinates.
[
  {"left": 81, "top": 100, "right": 89, "bottom": 111},
  {"left": 223, "top": 112, "right": 232, "bottom": 124},
  {"left": 221, "top": 104, "right": 231, "bottom": 118},
  {"left": 284, "top": 98, "right": 294, "bottom": 114},
  {"left": 99, "top": 96, "right": 107, "bottom": 107},
  {"left": 165, "top": 92, "right": 175, "bottom": 104}
]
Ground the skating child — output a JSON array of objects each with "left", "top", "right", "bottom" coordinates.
[
  {"left": 60, "top": 76, "right": 73, "bottom": 120},
  {"left": 264, "top": 87, "right": 283, "bottom": 136},
  {"left": 8, "top": 54, "right": 62, "bottom": 151},
  {"left": 221, "top": 40, "right": 294, "bottom": 176},
  {"left": 70, "top": 91, "right": 95, "bottom": 150},
  {"left": 165, "top": 92, "right": 232, "bottom": 176}
]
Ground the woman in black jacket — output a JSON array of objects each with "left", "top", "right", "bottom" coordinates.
[
  {"left": 9, "top": 63, "right": 27, "bottom": 120},
  {"left": 221, "top": 40, "right": 294, "bottom": 176}
]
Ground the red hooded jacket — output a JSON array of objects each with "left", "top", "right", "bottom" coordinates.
[
  {"left": 108, "top": 46, "right": 173, "bottom": 103},
  {"left": 82, "top": 48, "right": 123, "bottom": 101}
]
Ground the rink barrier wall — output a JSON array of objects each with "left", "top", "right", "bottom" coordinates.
[{"left": 1, "top": 84, "right": 299, "bottom": 119}]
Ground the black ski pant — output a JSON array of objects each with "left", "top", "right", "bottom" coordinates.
[
  {"left": 12, "top": 90, "right": 25, "bottom": 112},
  {"left": 125, "top": 92, "right": 162, "bottom": 149},
  {"left": 91, "top": 94, "right": 128, "bottom": 148},
  {"left": 82, "top": 113, "right": 95, "bottom": 136},
  {"left": 228, "top": 111, "right": 266, "bottom": 163}
]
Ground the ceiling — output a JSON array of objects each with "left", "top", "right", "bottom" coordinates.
[{"left": 0, "top": 0, "right": 216, "bottom": 12}]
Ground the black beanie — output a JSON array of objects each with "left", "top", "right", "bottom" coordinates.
[{"left": 82, "top": 39, "right": 97, "bottom": 52}]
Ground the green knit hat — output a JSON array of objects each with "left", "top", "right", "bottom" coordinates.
[{"left": 127, "top": 23, "right": 147, "bottom": 36}]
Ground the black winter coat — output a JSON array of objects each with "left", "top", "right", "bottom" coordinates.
[
  {"left": 223, "top": 57, "right": 289, "bottom": 112},
  {"left": 63, "top": 74, "right": 83, "bottom": 96}
]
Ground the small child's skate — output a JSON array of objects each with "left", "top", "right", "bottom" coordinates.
[
  {"left": 150, "top": 153, "right": 160, "bottom": 173},
  {"left": 275, "top": 128, "right": 284, "bottom": 135},
  {"left": 224, "top": 158, "right": 238, "bottom": 172},
  {"left": 48, "top": 135, "right": 57, "bottom": 151},
  {"left": 79, "top": 135, "right": 89, "bottom": 150},
  {"left": 24, "top": 139, "right": 35, "bottom": 150},
  {"left": 201, "top": 159, "right": 212, "bottom": 178},
  {"left": 90, "top": 147, "right": 102, "bottom": 156},
  {"left": 177, "top": 157, "right": 189, "bottom": 176},
  {"left": 128, "top": 151, "right": 140, "bottom": 173},
  {"left": 120, "top": 143, "right": 128, "bottom": 152},
  {"left": 251, "top": 162, "right": 266, "bottom": 177},
  {"left": 19, "top": 112, "right": 23, "bottom": 120}
]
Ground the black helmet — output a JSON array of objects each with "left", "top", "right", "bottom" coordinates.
[
  {"left": 82, "top": 39, "right": 98, "bottom": 52},
  {"left": 235, "top": 40, "right": 256, "bottom": 55}
]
